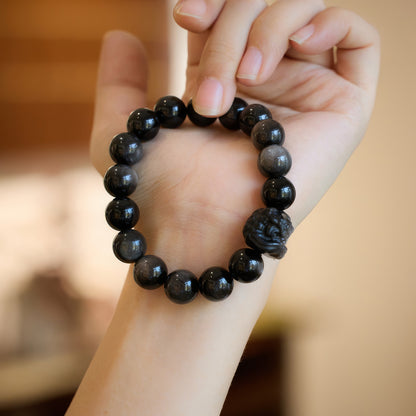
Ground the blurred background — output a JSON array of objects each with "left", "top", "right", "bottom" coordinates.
[{"left": 0, "top": 0, "right": 415, "bottom": 415}]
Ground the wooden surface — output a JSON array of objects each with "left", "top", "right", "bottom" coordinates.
[{"left": 0, "top": 0, "right": 169, "bottom": 152}]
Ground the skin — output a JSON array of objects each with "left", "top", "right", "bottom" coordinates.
[{"left": 67, "top": 0, "right": 380, "bottom": 415}]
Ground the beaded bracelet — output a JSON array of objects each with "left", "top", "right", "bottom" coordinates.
[{"left": 104, "top": 96, "right": 295, "bottom": 304}]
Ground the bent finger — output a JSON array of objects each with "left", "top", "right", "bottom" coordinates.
[
  {"left": 191, "top": 0, "right": 266, "bottom": 116},
  {"left": 236, "top": 0, "right": 324, "bottom": 84},
  {"left": 289, "top": 7, "right": 380, "bottom": 94},
  {"left": 173, "top": 0, "right": 225, "bottom": 33}
]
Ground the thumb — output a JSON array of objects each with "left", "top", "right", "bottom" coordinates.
[{"left": 91, "top": 30, "right": 148, "bottom": 175}]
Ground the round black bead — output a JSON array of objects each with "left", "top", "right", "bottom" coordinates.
[
  {"left": 219, "top": 97, "right": 248, "bottom": 130},
  {"left": 187, "top": 99, "right": 216, "bottom": 127},
  {"left": 104, "top": 164, "right": 138, "bottom": 197},
  {"left": 164, "top": 270, "right": 199, "bottom": 304},
  {"left": 251, "top": 119, "right": 285, "bottom": 150},
  {"left": 262, "top": 177, "right": 296, "bottom": 210},
  {"left": 105, "top": 198, "right": 139, "bottom": 231},
  {"left": 258, "top": 145, "right": 292, "bottom": 177},
  {"left": 113, "top": 229, "right": 147, "bottom": 263},
  {"left": 199, "top": 267, "right": 233, "bottom": 301},
  {"left": 134, "top": 255, "right": 168, "bottom": 289},
  {"left": 243, "top": 207, "right": 294, "bottom": 259},
  {"left": 239, "top": 104, "right": 272, "bottom": 136},
  {"left": 109, "top": 132, "right": 143, "bottom": 165},
  {"left": 154, "top": 95, "right": 187, "bottom": 128},
  {"left": 229, "top": 248, "right": 264, "bottom": 283},
  {"left": 127, "top": 108, "right": 160, "bottom": 141}
]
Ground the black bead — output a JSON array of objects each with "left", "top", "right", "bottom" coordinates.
[
  {"left": 164, "top": 270, "right": 199, "bottom": 304},
  {"left": 199, "top": 267, "right": 233, "bottom": 301},
  {"left": 262, "top": 177, "right": 296, "bottom": 210},
  {"left": 134, "top": 255, "right": 168, "bottom": 289},
  {"left": 229, "top": 248, "right": 264, "bottom": 283},
  {"left": 105, "top": 198, "right": 140, "bottom": 231},
  {"left": 243, "top": 207, "right": 294, "bottom": 259},
  {"left": 251, "top": 119, "right": 285, "bottom": 150},
  {"left": 127, "top": 108, "right": 160, "bottom": 141},
  {"left": 104, "top": 164, "right": 138, "bottom": 197},
  {"left": 154, "top": 95, "right": 187, "bottom": 128},
  {"left": 219, "top": 97, "right": 248, "bottom": 130},
  {"left": 187, "top": 99, "right": 216, "bottom": 127},
  {"left": 109, "top": 132, "right": 143, "bottom": 165},
  {"left": 239, "top": 104, "right": 272, "bottom": 136},
  {"left": 113, "top": 229, "right": 147, "bottom": 263},
  {"left": 258, "top": 145, "right": 292, "bottom": 177}
]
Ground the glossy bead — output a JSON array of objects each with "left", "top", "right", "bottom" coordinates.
[
  {"left": 127, "top": 108, "right": 160, "bottom": 141},
  {"left": 243, "top": 207, "right": 294, "bottom": 259},
  {"left": 154, "top": 95, "right": 187, "bottom": 128},
  {"left": 164, "top": 270, "right": 199, "bottom": 304},
  {"left": 104, "top": 164, "right": 138, "bottom": 197},
  {"left": 251, "top": 119, "right": 285, "bottom": 150},
  {"left": 258, "top": 145, "right": 292, "bottom": 177},
  {"left": 239, "top": 104, "right": 272, "bottom": 136},
  {"left": 262, "top": 177, "right": 296, "bottom": 210},
  {"left": 199, "top": 267, "right": 233, "bottom": 301},
  {"left": 134, "top": 255, "right": 168, "bottom": 289},
  {"left": 229, "top": 248, "right": 264, "bottom": 283},
  {"left": 219, "top": 97, "right": 248, "bottom": 130},
  {"left": 113, "top": 229, "right": 147, "bottom": 263},
  {"left": 187, "top": 99, "right": 216, "bottom": 127},
  {"left": 105, "top": 198, "right": 139, "bottom": 231},
  {"left": 109, "top": 132, "right": 143, "bottom": 165}
]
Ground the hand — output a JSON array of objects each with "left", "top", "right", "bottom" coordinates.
[
  {"left": 90, "top": 0, "right": 379, "bottom": 275},
  {"left": 68, "top": 6, "right": 380, "bottom": 413}
]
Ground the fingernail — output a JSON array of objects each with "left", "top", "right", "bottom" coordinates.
[
  {"left": 194, "top": 78, "right": 223, "bottom": 116},
  {"left": 237, "top": 47, "right": 263, "bottom": 80},
  {"left": 174, "top": 0, "right": 206, "bottom": 19},
  {"left": 289, "top": 24, "right": 315, "bottom": 45}
]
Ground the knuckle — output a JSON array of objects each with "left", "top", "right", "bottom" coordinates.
[{"left": 203, "top": 39, "right": 240, "bottom": 68}]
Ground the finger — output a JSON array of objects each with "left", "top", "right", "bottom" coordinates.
[
  {"left": 288, "top": 7, "right": 380, "bottom": 94},
  {"left": 285, "top": 44, "right": 333, "bottom": 68},
  {"left": 91, "top": 31, "right": 148, "bottom": 175},
  {"left": 191, "top": 0, "right": 267, "bottom": 116},
  {"left": 236, "top": 0, "right": 324, "bottom": 84},
  {"left": 173, "top": 0, "right": 225, "bottom": 33}
]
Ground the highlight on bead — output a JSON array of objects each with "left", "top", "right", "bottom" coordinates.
[{"left": 103, "top": 95, "right": 295, "bottom": 304}]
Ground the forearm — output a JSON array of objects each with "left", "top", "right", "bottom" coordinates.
[{"left": 66, "top": 236, "right": 279, "bottom": 416}]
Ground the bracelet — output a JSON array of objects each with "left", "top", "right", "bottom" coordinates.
[{"left": 104, "top": 96, "right": 295, "bottom": 304}]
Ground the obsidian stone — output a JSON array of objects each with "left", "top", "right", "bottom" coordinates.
[
  {"left": 229, "top": 248, "right": 264, "bottom": 283},
  {"left": 109, "top": 132, "right": 143, "bottom": 165},
  {"left": 262, "top": 177, "right": 296, "bottom": 210},
  {"left": 105, "top": 198, "right": 139, "bottom": 231},
  {"left": 187, "top": 99, "right": 216, "bottom": 127},
  {"left": 258, "top": 145, "right": 292, "bottom": 177},
  {"left": 154, "top": 95, "right": 187, "bottom": 128},
  {"left": 219, "top": 97, "right": 248, "bottom": 130},
  {"left": 243, "top": 207, "right": 294, "bottom": 259},
  {"left": 251, "top": 119, "right": 285, "bottom": 150},
  {"left": 134, "top": 255, "right": 168, "bottom": 289},
  {"left": 104, "top": 164, "right": 138, "bottom": 197},
  {"left": 164, "top": 270, "right": 199, "bottom": 304},
  {"left": 199, "top": 267, "right": 233, "bottom": 301},
  {"left": 113, "top": 229, "right": 147, "bottom": 263},
  {"left": 239, "top": 104, "right": 272, "bottom": 136},
  {"left": 127, "top": 108, "right": 160, "bottom": 141}
]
